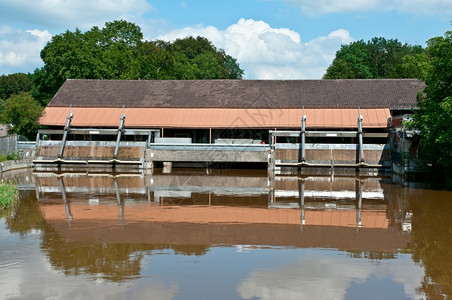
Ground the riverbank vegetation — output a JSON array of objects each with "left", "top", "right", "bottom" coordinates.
[
  {"left": 412, "top": 29, "right": 452, "bottom": 181},
  {"left": 0, "top": 152, "right": 21, "bottom": 162},
  {"left": 0, "top": 181, "right": 19, "bottom": 210}
]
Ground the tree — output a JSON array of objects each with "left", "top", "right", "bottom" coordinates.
[
  {"left": 412, "top": 29, "right": 452, "bottom": 174},
  {"left": 324, "top": 40, "right": 372, "bottom": 79},
  {"left": 224, "top": 54, "right": 244, "bottom": 79},
  {"left": 35, "top": 21, "right": 244, "bottom": 97},
  {"left": 0, "top": 73, "right": 33, "bottom": 101},
  {"left": 163, "top": 36, "right": 243, "bottom": 80},
  {"left": 37, "top": 20, "right": 144, "bottom": 96},
  {"left": 397, "top": 53, "right": 431, "bottom": 81},
  {"left": 0, "top": 92, "right": 43, "bottom": 140},
  {"left": 324, "top": 38, "right": 426, "bottom": 79}
]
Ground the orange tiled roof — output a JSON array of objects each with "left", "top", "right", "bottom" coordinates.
[{"left": 38, "top": 107, "right": 390, "bottom": 129}]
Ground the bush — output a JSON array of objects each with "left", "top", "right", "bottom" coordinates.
[
  {"left": 0, "top": 152, "right": 20, "bottom": 162},
  {"left": 0, "top": 181, "right": 18, "bottom": 209}
]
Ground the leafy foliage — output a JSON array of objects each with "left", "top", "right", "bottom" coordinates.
[
  {"left": 0, "top": 181, "right": 18, "bottom": 210},
  {"left": 0, "top": 92, "right": 43, "bottom": 140},
  {"left": 324, "top": 37, "right": 426, "bottom": 79},
  {"left": 0, "top": 73, "right": 33, "bottom": 101},
  {"left": 412, "top": 29, "right": 452, "bottom": 173},
  {"left": 0, "top": 152, "right": 21, "bottom": 162},
  {"left": 35, "top": 20, "right": 243, "bottom": 98}
]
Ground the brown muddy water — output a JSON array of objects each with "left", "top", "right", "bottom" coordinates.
[{"left": 1, "top": 168, "right": 451, "bottom": 300}]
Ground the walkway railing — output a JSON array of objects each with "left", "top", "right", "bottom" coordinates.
[{"left": 149, "top": 143, "right": 269, "bottom": 152}]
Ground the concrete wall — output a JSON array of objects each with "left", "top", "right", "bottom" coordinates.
[
  {"left": 146, "top": 149, "right": 269, "bottom": 163},
  {"left": 37, "top": 141, "right": 146, "bottom": 161},
  {"left": 275, "top": 143, "right": 391, "bottom": 165},
  {"left": 0, "top": 135, "right": 16, "bottom": 155},
  {"left": 155, "top": 137, "right": 192, "bottom": 144},
  {"left": 0, "top": 159, "right": 33, "bottom": 174}
]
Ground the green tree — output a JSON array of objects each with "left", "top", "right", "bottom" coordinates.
[
  {"left": 412, "top": 29, "right": 452, "bottom": 174},
  {"left": 224, "top": 54, "right": 244, "bottom": 79},
  {"left": 35, "top": 21, "right": 244, "bottom": 96},
  {"left": 397, "top": 53, "right": 431, "bottom": 81},
  {"left": 37, "top": 20, "right": 144, "bottom": 96},
  {"left": 163, "top": 36, "right": 242, "bottom": 80},
  {"left": 0, "top": 92, "right": 43, "bottom": 140},
  {"left": 0, "top": 73, "right": 33, "bottom": 101},
  {"left": 324, "top": 38, "right": 426, "bottom": 79},
  {"left": 324, "top": 40, "right": 372, "bottom": 79}
]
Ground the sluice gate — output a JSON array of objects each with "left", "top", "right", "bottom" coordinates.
[
  {"left": 33, "top": 108, "right": 160, "bottom": 170},
  {"left": 32, "top": 108, "right": 391, "bottom": 172}
]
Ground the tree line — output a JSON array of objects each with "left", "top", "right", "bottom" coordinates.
[{"left": 323, "top": 37, "right": 429, "bottom": 80}]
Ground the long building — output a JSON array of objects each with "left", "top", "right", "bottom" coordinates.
[{"left": 36, "top": 79, "right": 424, "bottom": 171}]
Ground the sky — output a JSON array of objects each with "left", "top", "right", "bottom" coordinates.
[{"left": 0, "top": 0, "right": 451, "bottom": 79}]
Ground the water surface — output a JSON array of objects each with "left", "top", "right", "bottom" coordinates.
[{"left": 1, "top": 169, "right": 451, "bottom": 299}]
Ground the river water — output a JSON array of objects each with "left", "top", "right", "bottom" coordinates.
[{"left": 1, "top": 168, "right": 451, "bottom": 300}]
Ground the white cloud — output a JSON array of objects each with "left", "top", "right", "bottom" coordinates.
[
  {"left": 237, "top": 253, "right": 425, "bottom": 300},
  {"left": 279, "top": 0, "right": 452, "bottom": 15},
  {"left": 157, "top": 18, "right": 353, "bottom": 79},
  {"left": 0, "top": 0, "right": 152, "bottom": 30},
  {"left": 0, "top": 26, "right": 52, "bottom": 74}
]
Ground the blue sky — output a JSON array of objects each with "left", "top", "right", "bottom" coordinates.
[{"left": 0, "top": 0, "right": 450, "bottom": 79}]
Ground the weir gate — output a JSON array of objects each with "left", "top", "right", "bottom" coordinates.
[{"left": 33, "top": 129, "right": 391, "bottom": 174}]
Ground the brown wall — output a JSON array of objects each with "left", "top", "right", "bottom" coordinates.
[
  {"left": 38, "top": 145, "right": 143, "bottom": 160},
  {"left": 276, "top": 148, "right": 390, "bottom": 165}
]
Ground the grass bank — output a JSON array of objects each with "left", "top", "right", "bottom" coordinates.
[
  {"left": 0, "top": 152, "right": 21, "bottom": 162},
  {"left": 0, "top": 181, "right": 19, "bottom": 209}
]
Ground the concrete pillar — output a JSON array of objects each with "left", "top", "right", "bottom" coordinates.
[
  {"left": 267, "top": 150, "right": 275, "bottom": 174},
  {"left": 163, "top": 162, "right": 172, "bottom": 173},
  {"left": 144, "top": 149, "right": 154, "bottom": 170}
]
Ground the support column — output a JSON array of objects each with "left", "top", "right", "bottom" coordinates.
[
  {"left": 113, "top": 113, "right": 126, "bottom": 159},
  {"left": 301, "top": 109, "right": 306, "bottom": 162},
  {"left": 357, "top": 109, "right": 364, "bottom": 163},
  {"left": 58, "top": 107, "right": 73, "bottom": 159},
  {"left": 163, "top": 162, "right": 172, "bottom": 173}
]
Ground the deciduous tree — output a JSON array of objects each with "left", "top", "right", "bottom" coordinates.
[
  {"left": 35, "top": 21, "right": 244, "bottom": 98},
  {"left": 413, "top": 29, "right": 452, "bottom": 173},
  {"left": 324, "top": 38, "right": 426, "bottom": 79},
  {"left": 0, "top": 92, "right": 43, "bottom": 140},
  {"left": 0, "top": 73, "right": 33, "bottom": 101}
]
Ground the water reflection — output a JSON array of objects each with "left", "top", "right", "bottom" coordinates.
[
  {"left": 1, "top": 168, "right": 451, "bottom": 299},
  {"left": 35, "top": 171, "right": 408, "bottom": 253}
]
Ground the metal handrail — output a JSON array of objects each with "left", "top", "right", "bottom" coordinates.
[{"left": 149, "top": 143, "right": 269, "bottom": 151}]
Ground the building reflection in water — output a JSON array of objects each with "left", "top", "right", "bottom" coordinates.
[
  {"left": 5, "top": 168, "right": 449, "bottom": 298},
  {"left": 35, "top": 169, "right": 410, "bottom": 254}
]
